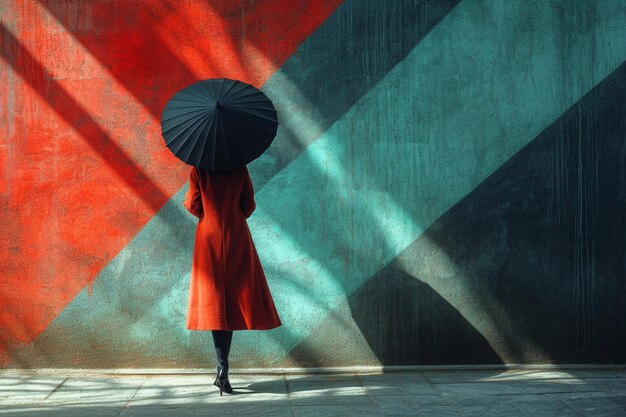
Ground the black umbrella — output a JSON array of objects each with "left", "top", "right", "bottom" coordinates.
[{"left": 161, "top": 78, "right": 278, "bottom": 170}]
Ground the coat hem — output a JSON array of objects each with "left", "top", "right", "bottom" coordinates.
[{"left": 186, "top": 323, "right": 282, "bottom": 331}]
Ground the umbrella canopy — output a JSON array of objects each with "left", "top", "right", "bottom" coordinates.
[{"left": 161, "top": 78, "right": 278, "bottom": 170}]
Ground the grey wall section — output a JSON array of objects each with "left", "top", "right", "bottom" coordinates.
[{"left": 289, "top": 60, "right": 626, "bottom": 366}]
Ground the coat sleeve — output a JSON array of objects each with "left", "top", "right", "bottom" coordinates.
[
  {"left": 184, "top": 167, "right": 203, "bottom": 219},
  {"left": 239, "top": 166, "right": 256, "bottom": 219}
]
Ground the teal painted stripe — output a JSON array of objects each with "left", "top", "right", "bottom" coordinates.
[{"left": 18, "top": 0, "right": 626, "bottom": 366}]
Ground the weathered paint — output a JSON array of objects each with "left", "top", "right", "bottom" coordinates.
[{"left": 3, "top": 0, "right": 626, "bottom": 368}]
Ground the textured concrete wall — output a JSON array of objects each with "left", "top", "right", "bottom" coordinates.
[{"left": 1, "top": 0, "right": 625, "bottom": 368}]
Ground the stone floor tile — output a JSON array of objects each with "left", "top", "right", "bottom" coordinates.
[
  {"left": 0, "top": 377, "right": 66, "bottom": 403},
  {"left": 514, "top": 398, "right": 582, "bottom": 416},
  {"left": 393, "top": 394, "right": 452, "bottom": 407},
  {"left": 0, "top": 404, "right": 124, "bottom": 417},
  {"left": 285, "top": 374, "right": 361, "bottom": 389},
  {"left": 435, "top": 381, "right": 527, "bottom": 397},
  {"left": 422, "top": 370, "right": 518, "bottom": 384},
  {"left": 589, "top": 379, "right": 626, "bottom": 394},
  {"left": 130, "top": 376, "right": 220, "bottom": 406},
  {"left": 285, "top": 373, "right": 358, "bottom": 382},
  {"left": 377, "top": 404, "right": 421, "bottom": 417},
  {"left": 2, "top": 369, "right": 626, "bottom": 416},
  {"left": 357, "top": 374, "right": 439, "bottom": 397},
  {"left": 458, "top": 401, "right": 527, "bottom": 417},
  {"left": 360, "top": 397, "right": 424, "bottom": 416},
  {"left": 121, "top": 403, "right": 294, "bottom": 417},
  {"left": 481, "top": 370, "right": 576, "bottom": 382},
  {"left": 43, "top": 376, "right": 145, "bottom": 404},
  {"left": 293, "top": 405, "right": 381, "bottom": 417},
  {"left": 571, "top": 369, "right": 626, "bottom": 378},
  {"left": 519, "top": 378, "right": 598, "bottom": 395},
  {"left": 565, "top": 396, "right": 626, "bottom": 416},
  {"left": 367, "top": 394, "right": 440, "bottom": 410},
  {"left": 288, "top": 388, "right": 371, "bottom": 407},
  {"left": 606, "top": 395, "right": 626, "bottom": 409},
  {"left": 285, "top": 374, "right": 369, "bottom": 406},
  {"left": 420, "top": 371, "right": 469, "bottom": 384},
  {"left": 413, "top": 405, "right": 464, "bottom": 417}
]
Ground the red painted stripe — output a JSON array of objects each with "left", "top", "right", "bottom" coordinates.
[{"left": 0, "top": 0, "right": 343, "bottom": 365}]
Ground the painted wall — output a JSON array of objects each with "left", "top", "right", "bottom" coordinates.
[{"left": 1, "top": 0, "right": 624, "bottom": 368}]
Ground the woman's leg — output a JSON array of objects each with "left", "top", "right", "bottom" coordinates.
[
  {"left": 211, "top": 330, "right": 233, "bottom": 371},
  {"left": 211, "top": 330, "right": 234, "bottom": 394}
]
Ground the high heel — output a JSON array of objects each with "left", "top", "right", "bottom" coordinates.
[{"left": 215, "top": 366, "right": 233, "bottom": 395}]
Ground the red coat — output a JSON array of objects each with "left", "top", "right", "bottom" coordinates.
[{"left": 183, "top": 166, "right": 282, "bottom": 331}]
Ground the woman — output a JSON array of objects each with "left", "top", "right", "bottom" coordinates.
[{"left": 183, "top": 165, "right": 282, "bottom": 395}]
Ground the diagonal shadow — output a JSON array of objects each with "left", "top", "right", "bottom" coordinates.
[
  {"left": 0, "top": 23, "right": 174, "bottom": 216},
  {"left": 34, "top": 0, "right": 200, "bottom": 121},
  {"left": 343, "top": 58, "right": 626, "bottom": 365},
  {"left": 0, "top": 21, "right": 198, "bottom": 364}
]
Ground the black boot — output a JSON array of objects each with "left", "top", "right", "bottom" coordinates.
[{"left": 212, "top": 330, "right": 233, "bottom": 395}]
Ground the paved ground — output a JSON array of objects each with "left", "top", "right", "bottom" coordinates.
[{"left": 1, "top": 368, "right": 626, "bottom": 416}]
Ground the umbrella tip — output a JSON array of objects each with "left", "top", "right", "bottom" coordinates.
[{"left": 216, "top": 100, "right": 221, "bottom": 109}]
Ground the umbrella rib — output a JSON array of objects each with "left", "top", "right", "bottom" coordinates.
[
  {"left": 193, "top": 113, "right": 215, "bottom": 167},
  {"left": 167, "top": 130, "right": 193, "bottom": 155},
  {"left": 225, "top": 89, "right": 258, "bottom": 105},
  {"left": 176, "top": 114, "right": 211, "bottom": 163},
  {"left": 169, "top": 126, "right": 198, "bottom": 156},
  {"left": 228, "top": 108, "right": 278, "bottom": 128},
  {"left": 226, "top": 108, "right": 278, "bottom": 123},
  {"left": 226, "top": 96, "right": 274, "bottom": 104},
  {"left": 163, "top": 102, "right": 212, "bottom": 113},
  {"left": 165, "top": 94, "right": 209, "bottom": 104},
  {"left": 175, "top": 89, "right": 212, "bottom": 104},
  {"left": 219, "top": 79, "right": 240, "bottom": 102},
  {"left": 222, "top": 84, "right": 250, "bottom": 102},
  {"left": 198, "top": 80, "right": 218, "bottom": 101},
  {"left": 187, "top": 114, "right": 214, "bottom": 167},
  {"left": 163, "top": 111, "right": 213, "bottom": 152},
  {"left": 223, "top": 110, "right": 260, "bottom": 166},
  {"left": 161, "top": 107, "right": 213, "bottom": 123},
  {"left": 215, "top": 78, "right": 227, "bottom": 100},
  {"left": 162, "top": 109, "right": 213, "bottom": 136},
  {"left": 226, "top": 90, "right": 264, "bottom": 101},
  {"left": 231, "top": 113, "right": 277, "bottom": 146},
  {"left": 164, "top": 101, "right": 214, "bottom": 110},
  {"left": 225, "top": 101, "right": 277, "bottom": 111},
  {"left": 212, "top": 113, "right": 222, "bottom": 169},
  {"left": 216, "top": 112, "right": 232, "bottom": 169}
]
